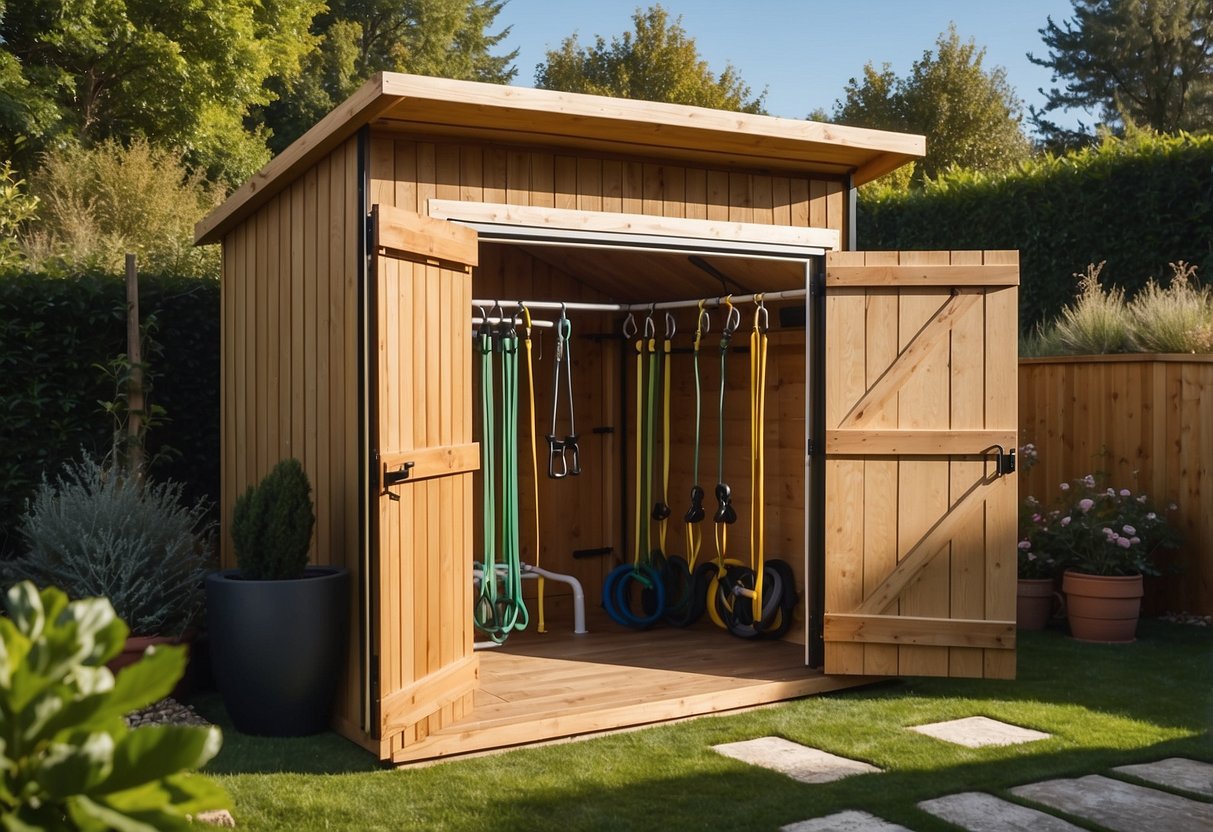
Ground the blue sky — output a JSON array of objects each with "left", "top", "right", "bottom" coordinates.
[{"left": 499, "top": 0, "right": 1094, "bottom": 134}]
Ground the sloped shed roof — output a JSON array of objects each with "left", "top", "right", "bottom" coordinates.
[{"left": 196, "top": 72, "right": 924, "bottom": 245}]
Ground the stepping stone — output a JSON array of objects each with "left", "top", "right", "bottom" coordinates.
[
  {"left": 781, "top": 810, "right": 911, "bottom": 832},
  {"left": 909, "top": 716, "right": 1050, "bottom": 748},
  {"left": 1114, "top": 758, "right": 1213, "bottom": 798},
  {"left": 918, "top": 792, "right": 1086, "bottom": 831},
  {"left": 713, "top": 736, "right": 881, "bottom": 784},
  {"left": 1012, "top": 774, "right": 1213, "bottom": 832}
]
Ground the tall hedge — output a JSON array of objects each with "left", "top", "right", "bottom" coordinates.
[
  {"left": 0, "top": 273, "right": 219, "bottom": 557},
  {"left": 858, "top": 133, "right": 1213, "bottom": 328}
]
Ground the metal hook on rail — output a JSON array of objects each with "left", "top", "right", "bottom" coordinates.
[{"left": 754, "top": 293, "right": 769, "bottom": 334}]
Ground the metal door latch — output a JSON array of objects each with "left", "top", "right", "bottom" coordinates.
[
  {"left": 989, "top": 445, "right": 1016, "bottom": 476},
  {"left": 383, "top": 461, "right": 415, "bottom": 500}
]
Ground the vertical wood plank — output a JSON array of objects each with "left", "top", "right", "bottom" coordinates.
[
  {"left": 947, "top": 250, "right": 986, "bottom": 678},
  {"left": 860, "top": 251, "right": 900, "bottom": 675},
  {"left": 895, "top": 250, "right": 950, "bottom": 676}
]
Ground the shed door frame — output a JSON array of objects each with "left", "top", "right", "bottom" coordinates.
[{"left": 441, "top": 217, "right": 825, "bottom": 663}]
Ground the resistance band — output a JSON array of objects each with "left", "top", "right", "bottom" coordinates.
[
  {"left": 520, "top": 305, "right": 546, "bottom": 633},
  {"left": 665, "top": 302, "right": 714, "bottom": 627},
  {"left": 714, "top": 298, "right": 797, "bottom": 640},
  {"left": 473, "top": 313, "right": 528, "bottom": 643},
  {"left": 705, "top": 298, "right": 745, "bottom": 629},
  {"left": 602, "top": 312, "right": 666, "bottom": 628},
  {"left": 546, "top": 305, "right": 580, "bottom": 479}
]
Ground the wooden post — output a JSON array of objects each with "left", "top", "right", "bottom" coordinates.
[{"left": 125, "top": 253, "right": 144, "bottom": 477}]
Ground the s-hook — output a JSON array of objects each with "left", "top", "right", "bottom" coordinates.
[{"left": 546, "top": 303, "right": 581, "bottom": 478}]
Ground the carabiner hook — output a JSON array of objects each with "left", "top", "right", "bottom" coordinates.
[
  {"left": 643, "top": 310, "right": 656, "bottom": 340},
  {"left": 519, "top": 303, "right": 532, "bottom": 339},
  {"left": 622, "top": 312, "right": 638, "bottom": 339},
  {"left": 476, "top": 305, "right": 492, "bottom": 340},
  {"left": 664, "top": 311, "right": 677, "bottom": 341},
  {"left": 754, "top": 294, "right": 769, "bottom": 333},
  {"left": 722, "top": 295, "right": 741, "bottom": 337}
]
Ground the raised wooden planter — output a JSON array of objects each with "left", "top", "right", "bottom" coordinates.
[{"left": 1019, "top": 355, "right": 1213, "bottom": 616}]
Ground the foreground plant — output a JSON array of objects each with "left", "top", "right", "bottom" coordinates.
[{"left": 0, "top": 581, "right": 228, "bottom": 829}]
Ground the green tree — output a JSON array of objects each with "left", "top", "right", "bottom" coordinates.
[
  {"left": 259, "top": 0, "right": 518, "bottom": 154},
  {"left": 1029, "top": 0, "right": 1213, "bottom": 142},
  {"left": 535, "top": 4, "right": 766, "bottom": 114},
  {"left": 0, "top": 0, "right": 322, "bottom": 185},
  {"left": 829, "top": 25, "right": 1031, "bottom": 184}
]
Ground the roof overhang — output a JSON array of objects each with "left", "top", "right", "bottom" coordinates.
[{"left": 196, "top": 73, "right": 925, "bottom": 246}]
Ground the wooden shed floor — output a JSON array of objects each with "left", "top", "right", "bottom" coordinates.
[{"left": 393, "top": 610, "right": 870, "bottom": 763}]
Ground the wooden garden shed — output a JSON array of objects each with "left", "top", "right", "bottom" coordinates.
[{"left": 196, "top": 73, "right": 1021, "bottom": 764}]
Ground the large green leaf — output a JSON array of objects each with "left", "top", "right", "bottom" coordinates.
[
  {"left": 65, "top": 794, "right": 166, "bottom": 832},
  {"left": 97, "top": 726, "right": 221, "bottom": 795},
  {"left": 104, "top": 647, "right": 184, "bottom": 716},
  {"left": 33, "top": 734, "right": 114, "bottom": 799}
]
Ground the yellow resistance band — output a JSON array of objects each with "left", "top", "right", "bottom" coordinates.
[
  {"left": 521, "top": 306, "right": 545, "bottom": 633},
  {"left": 632, "top": 320, "right": 645, "bottom": 568},
  {"left": 748, "top": 298, "right": 769, "bottom": 622}
]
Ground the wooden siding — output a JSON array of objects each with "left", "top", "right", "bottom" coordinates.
[
  {"left": 220, "top": 137, "right": 363, "bottom": 734},
  {"left": 822, "top": 251, "right": 1019, "bottom": 679},
  {"left": 1019, "top": 355, "right": 1213, "bottom": 615}
]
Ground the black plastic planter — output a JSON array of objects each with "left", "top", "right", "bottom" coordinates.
[{"left": 206, "top": 566, "right": 350, "bottom": 736}]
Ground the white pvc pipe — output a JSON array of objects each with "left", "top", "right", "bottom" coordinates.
[
  {"left": 521, "top": 564, "right": 588, "bottom": 635},
  {"left": 471, "top": 563, "right": 588, "bottom": 637}
]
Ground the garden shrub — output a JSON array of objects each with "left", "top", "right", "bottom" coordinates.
[
  {"left": 0, "top": 160, "right": 37, "bottom": 273},
  {"left": 1051, "top": 262, "right": 1134, "bottom": 354},
  {"left": 231, "top": 458, "right": 315, "bottom": 580},
  {"left": 0, "top": 273, "right": 219, "bottom": 558},
  {"left": 5, "top": 456, "right": 214, "bottom": 637},
  {"left": 859, "top": 131, "right": 1213, "bottom": 329},
  {"left": 23, "top": 139, "right": 222, "bottom": 279},
  {"left": 1128, "top": 262, "right": 1213, "bottom": 353}
]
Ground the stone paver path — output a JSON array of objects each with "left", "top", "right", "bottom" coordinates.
[
  {"left": 780, "top": 810, "right": 911, "bottom": 832},
  {"left": 712, "top": 737, "right": 881, "bottom": 785},
  {"left": 1113, "top": 757, "right": 1213, "bottom": 798},
  {"left": 1012, "top": 774, "right": 1213, "bottom": 832},
  {"left": 909, "top": 716, "right": 1050, "bottom": 748},
  {"left": 918, "top": 791, "right": 1086, "bottom": 831}
]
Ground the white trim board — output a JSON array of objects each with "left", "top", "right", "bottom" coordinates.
[{"left": 426, "top": 200, "right": 838, "bottom": 259}]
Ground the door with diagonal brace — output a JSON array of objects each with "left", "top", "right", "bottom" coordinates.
[{"left": 822, "top": 250, "right": 1019, "bottom": 679}]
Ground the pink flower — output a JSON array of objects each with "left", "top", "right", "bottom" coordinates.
[
  {"left": 1032, "top": 513, "right": 1042, "bottom": 523},
  {"left": 1060, "top": 482, "right": 1070, "bottom": 491},
  {"left": 1027, "top": 553, "right": 1037, "bottom": 561},
  {"left": 1083, "top": 474, "right": 1096, "bottom": 487},
  {"left": 1137, "top": 495, "right": 1148, "bottom": 503},
  {"left": 1117, "top": 537, "right": 1131, "bottom": 549},
  {"left": 1130, "top": 537, "right": 1141, "bottom": 545},
  {"left": 1018, "top": 540, "right": 1031, "bottom": 549},
  {"left": 1106, "top": 488, "right": 1116, "bottom": 497},
  {"left": 1079, "top": 498, "right": 1094, "bottom": 512},
  {"left": 1123, "top": 525, "right": 1136, "bottom": 535},
  {"left": 1147, "top": 512, "right": 1157, "bottom": 520},
  {"left": 1061, "top": 516, "right": 1072, "bottom": 526},
  {"left": 1119, "top": 489, "right": 1131, "bottom": 497}
]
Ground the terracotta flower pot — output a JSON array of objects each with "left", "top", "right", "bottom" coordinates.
[
  {"left": 1062, "top": 570, "right": 1143, "bottom": 643},
  {"left": 1016, "top": 578, "right": 1058, "bottom": 630}
]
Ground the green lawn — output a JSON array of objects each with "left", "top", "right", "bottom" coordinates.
[{"left": 195, "top": 620, "right": 1212, "bottom": 831}]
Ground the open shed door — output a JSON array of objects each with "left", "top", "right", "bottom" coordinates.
[
  {"left": 368, "top": 204, "right": 480, "bottom": 755},
  {"left": 822, "top": 251, "right": 1019, "bottom": 679}
]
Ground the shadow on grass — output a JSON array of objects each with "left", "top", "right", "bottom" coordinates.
[{"left": 190, "top": 692, "right": 383, "bottom": 775}]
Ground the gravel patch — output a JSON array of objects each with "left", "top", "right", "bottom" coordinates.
[{"left": 125, "top": 697, "right": 211, "bottom": 728}]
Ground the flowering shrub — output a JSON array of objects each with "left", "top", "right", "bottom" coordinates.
[{"left": 1019, "top": 475, "right": 1181, "bottom": 576}]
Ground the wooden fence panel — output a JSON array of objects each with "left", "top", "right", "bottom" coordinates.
[{"left": 1019, "top": 356, "right": 1213, "bottom": 616}]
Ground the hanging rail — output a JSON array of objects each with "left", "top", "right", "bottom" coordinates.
[
  {"left": 470, "top": 288, "right": 808, "bottom": 315},
  {"left": 472, "top": 316, "right": 555, "bottom": 329}
]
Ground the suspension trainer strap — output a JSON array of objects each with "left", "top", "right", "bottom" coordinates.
[
  {"left": 684, "top": 301, "right": 708, "bottom": 567},
  {"left": 653, "top": 313, "right": 675, "bottom": 556},
  {"left": 521, "top": 306, "right": 545, "bottom": 633},
  {"left": 546, "top": 306, "right": 580, "bottom": 478},
  {"left": 629, "top": 315, "right": 644, "bottom": 569}
]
